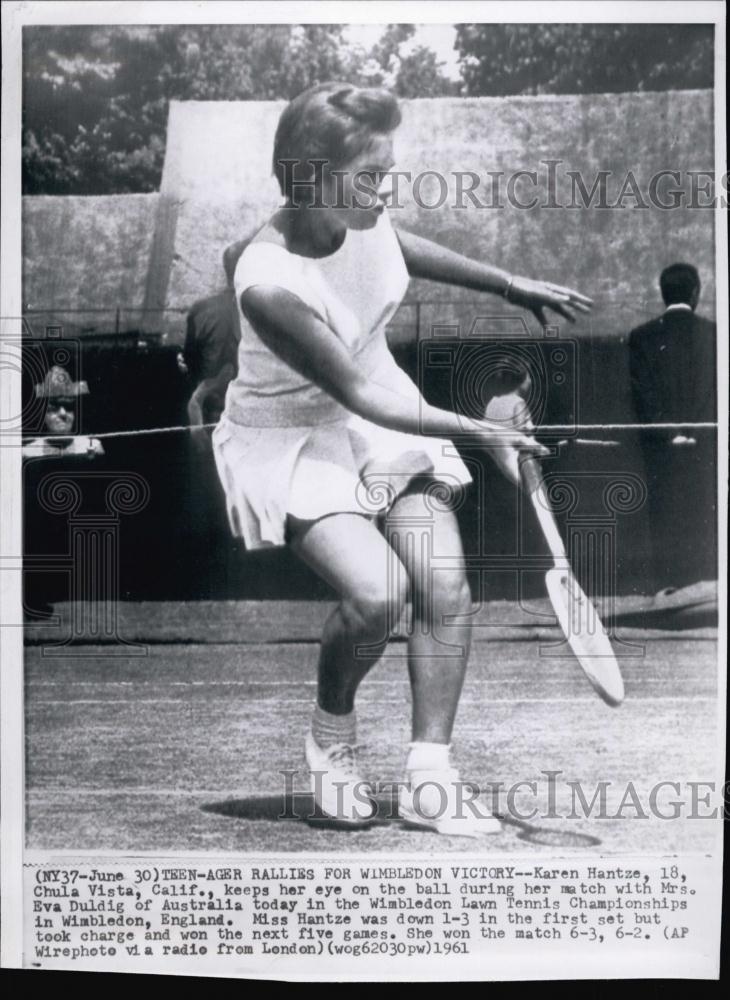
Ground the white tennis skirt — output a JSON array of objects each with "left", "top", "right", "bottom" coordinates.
[{"left": 212, "top": 412, "right": 472, "bottom": 549}]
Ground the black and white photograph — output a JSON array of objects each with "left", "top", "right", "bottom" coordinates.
[{"left": 1, "top": 0, "right": 726, "bottom": 980}]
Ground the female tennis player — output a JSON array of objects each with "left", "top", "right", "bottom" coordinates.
[{"left": 213, "top": 82, "right": 592, "bottom": 835}]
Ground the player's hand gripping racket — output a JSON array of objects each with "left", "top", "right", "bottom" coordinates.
[{"left": 520, "top": 453, "right": 625, "bottom": 707}]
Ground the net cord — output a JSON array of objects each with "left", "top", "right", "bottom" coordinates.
[{"left": 53, "top": 420, "right": 718, "bottom": 442}]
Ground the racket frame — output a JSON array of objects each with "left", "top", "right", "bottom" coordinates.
[{"left": 520, "top": 453, "right": 625, "bottom": 706}]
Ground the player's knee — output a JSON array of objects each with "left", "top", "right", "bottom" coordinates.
[
  {"left": 343, "top": 577, "right": 408, "bottom": 638},
  {"left": 425, "top": 569, "right": 472, "bottom": 617}
]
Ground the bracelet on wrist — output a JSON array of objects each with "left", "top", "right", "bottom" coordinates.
[{"left": 502, "top": 276, "right": 514, "bottom": 302}]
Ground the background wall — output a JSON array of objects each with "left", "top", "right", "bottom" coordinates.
[
  {"left": 23, "top": 91, "right": 716, "bottom": 342},
  {"left": 155, "top": 91, "right": 715, "bottom": 340},
  {"left": 22, "top": 193, "right": 160, "bottom": 335}
]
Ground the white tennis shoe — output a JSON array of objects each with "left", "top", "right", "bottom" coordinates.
[
  {"left": 399, "top": 767, "right": 502, "bottom": 838},
  {"left": 305, "top": 733, "right": 376, "bottom": 826}
]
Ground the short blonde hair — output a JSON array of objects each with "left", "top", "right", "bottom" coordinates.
[{"left": 272, "top": 81, "right": 401, "bottom": 199}]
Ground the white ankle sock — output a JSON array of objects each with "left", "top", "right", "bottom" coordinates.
[
  {"left": 406, "top": 741, "right": 451, "bottom": 772},
  {"left": 311, "top": 704, "right": 356, "bottom": 749}
]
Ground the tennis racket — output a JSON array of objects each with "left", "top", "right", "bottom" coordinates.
[{"left": 520, "top": 453, "right": 625, "bottom": 707}]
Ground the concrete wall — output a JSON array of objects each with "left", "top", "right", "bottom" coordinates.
[
  {"left": 154, "top": 91, "right": 715, "bottom": 341},
  {"left": 22, "top": 193, "right": 159, "bottom": 335}
]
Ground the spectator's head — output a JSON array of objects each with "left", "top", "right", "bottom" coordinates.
[
  {"left": 223, "top": 240, "right": 249, "bottom": 289},
  {"left": 660, "top": 263, "right": 700, "bottom": 309},
  {"left": 272, "top": 82, "right": 401, "bottom": 228},
  {"left": 35, "top": 365, "right": 88, "bottom": 435}
]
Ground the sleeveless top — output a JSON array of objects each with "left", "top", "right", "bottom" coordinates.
[{"left": 223, "top": 208, "right": 410, "bottom": 428}]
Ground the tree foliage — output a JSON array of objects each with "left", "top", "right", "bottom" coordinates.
[
  {"left": 455, "top": 23, "right": 714, "bottom": 96},
  {"left": 22, "top": 24, "right": 453, "bottom": 194},
  {"left": 23, "top": 23, "right": 714, "bottom": 194},
  {"left": 344, "top": 24, "right": 457, "bottom": 97}
]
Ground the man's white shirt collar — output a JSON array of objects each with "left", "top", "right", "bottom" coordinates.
[{"left": 664, "top": 303, "right": 693, "bottom": 313}]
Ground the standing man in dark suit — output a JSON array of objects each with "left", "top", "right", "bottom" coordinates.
[
  {"left": 183, "top": 239, "right": 249, "bottom": 438},
  {"left": 629, "top": 263, "right": 717, "bottom": 588}
]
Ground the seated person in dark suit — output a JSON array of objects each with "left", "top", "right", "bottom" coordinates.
[
  {"left": 628, "top": 262, "right": 717, "bottom": 588},
  {"left": 183, "top": 239, "right": 248, "bottom": 433}
]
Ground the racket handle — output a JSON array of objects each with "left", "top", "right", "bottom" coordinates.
[{"left": 520, "top": 454, "right": 568, "bottom": 563}]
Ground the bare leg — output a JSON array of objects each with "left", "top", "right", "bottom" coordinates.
[
  {"left": 289, "top": 513, "right": 408, "bottom": 715},
  {"left": 384, "top": 488, "right": 473, "bottom": 744}
]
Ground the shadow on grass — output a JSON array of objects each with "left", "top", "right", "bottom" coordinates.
[
  {"left": 202, "top": 792, "right": 396, "bottom": 830},
  {"left": 202, "top": 793, "right": 601, "bottom": 846}
]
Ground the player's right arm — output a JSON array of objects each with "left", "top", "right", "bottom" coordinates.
[{"left": 241, "top": 286, "right": 547, "bottom": 482}]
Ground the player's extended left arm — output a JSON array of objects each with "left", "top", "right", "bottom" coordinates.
[{"left": 395, "top": 228, "right": 593, "bottom": 328}]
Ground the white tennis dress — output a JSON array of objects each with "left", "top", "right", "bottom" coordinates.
[{"left": 212, "top": 209, "right": 472, "bottom": 548}]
